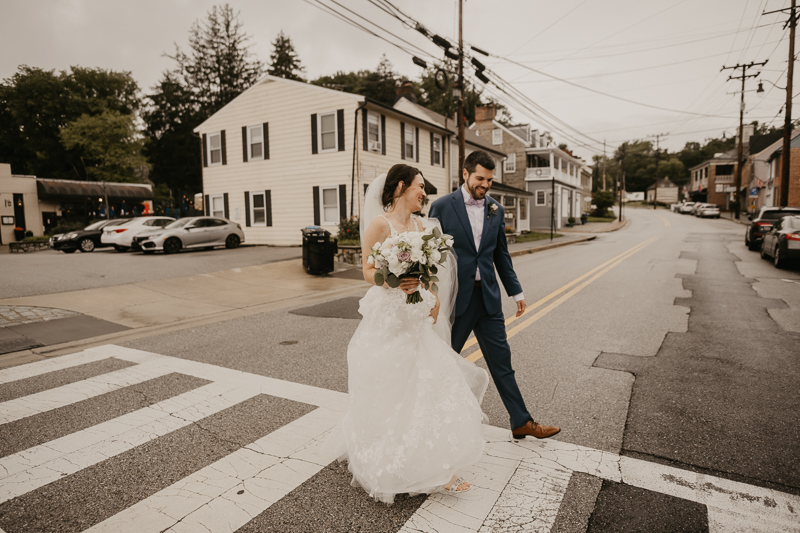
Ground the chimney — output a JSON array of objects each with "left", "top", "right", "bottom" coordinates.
[
  {"left": 475, "top": 103, "right": 496, "bottom": 123},
  {"left": 395, "top": 80, "right": 417, "bottom": 104}
]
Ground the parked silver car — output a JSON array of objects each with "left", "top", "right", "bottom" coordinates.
[
  {"left": 134, "top": 216, "right": 245, "bottom": 254},
  {"left": 696, "top": 204, "right": 720, "bottom": 218},
  {"left": 760, "top": 215, "right": 800, "bottom": 268},
  {"left": 679, "top": 202, "right": 696, "bottom": 214}
]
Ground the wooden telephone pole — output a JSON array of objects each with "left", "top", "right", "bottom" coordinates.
[
  {"left": 722, "top": 60, "right": 767, "bottom": 219},
  {"left": 457, "top": 0, "right": 466, "bottom": 180}
]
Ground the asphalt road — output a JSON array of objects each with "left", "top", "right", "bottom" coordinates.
[
  {"left": 0, "top": 244, "right": 301, "bottom": 299},
  {"left": 2, "top": 207, "right": 798, "bottom": 531}
]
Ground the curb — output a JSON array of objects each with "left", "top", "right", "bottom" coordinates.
[
  {"left": 0, "top": 283, "right": 367, "bottom": 369},
  {"left": 510, "top": 235, "right": 597, "bottom": 257}
]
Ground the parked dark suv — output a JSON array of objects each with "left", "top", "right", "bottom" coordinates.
[{"left": 746, "top": 207, "right": 800, "bottom": 250}]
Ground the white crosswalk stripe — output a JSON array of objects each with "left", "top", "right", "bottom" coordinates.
[{"left": 0, "top": 345, "right": 797, "bottom": 533}]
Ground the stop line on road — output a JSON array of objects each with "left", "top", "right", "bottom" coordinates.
[{"left": 0, "top": 345, "right": 796, "bottom": 533}]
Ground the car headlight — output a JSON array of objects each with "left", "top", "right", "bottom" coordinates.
[{"left": 67, "top": 233, "right": 79, "bottom": 239}]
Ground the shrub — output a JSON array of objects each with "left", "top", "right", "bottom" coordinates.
[
  {"left": 592, "top": 191, "right": 616, "bottom": 217},
  {"left": 337, "top": 216, "right": 360, "bottom": 242},
  {"left": 51, "top": 219, "right": 87, "bottom": 235},
  {"left": 25, "top": 230, "right": 33, "bottom": 237}
]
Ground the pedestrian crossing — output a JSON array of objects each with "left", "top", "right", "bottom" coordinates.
[{"left": 0, "top": 345, "right": 797, "bottom": 532}]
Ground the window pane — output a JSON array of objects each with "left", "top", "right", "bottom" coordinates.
[
  {"left": 251, "top": 142, "right": 262, "bottom": 158},
  {"left": 368, "top": 123, "right": 379, "bottom": 142},
  {"left": 210, "top": 149, "right": 221, "bottom": 164},
  {"left": 322, "top": 188, "right": 337, "bottom": 207},
  {"left": 210, "top": 134, "right": 220, "bottom": 149},
  {"left": 322, "top": 132, "right": 335, "bottom": 151},
  {"left": 253, "top": 209, "right": 266, "bottom": 225},
  {"left": 250, "top": 126, "right": 262, "bottom": 143},
  {"left": 405, "top": 143, "right": 414, "bottom": 159},
  {"left": 321, "top": 114, "right": 335, "bottom": 133},
  {"left": 253, "top": 194, "right": 264, "bottom": 209},
  {"left": 324, "top": 206, "right": 338, "bottom": 222}
]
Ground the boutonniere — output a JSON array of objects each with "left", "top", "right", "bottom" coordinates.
[{"left": 487, "top": 202, "right": 498, "bottom": 219}]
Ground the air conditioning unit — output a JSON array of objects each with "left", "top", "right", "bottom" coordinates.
[{"left": 369, "top": 141, "right": 381, "bottom": 151}]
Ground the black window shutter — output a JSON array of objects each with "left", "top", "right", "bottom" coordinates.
[
  {"left": 313, "top": 186, "right": 320, "bottom": 226},
  {"left": 381, "top": 115, "right": 386, "bottom": 155},
  {"left": 311, "top": 114, "right": 318, "bottom": 154},
  {"left": 430, "top": 132, "right": 434, "bottom": 166},
  {"left": 264, "top": 122, "right": 269, "bottom": 159},
  {"left": 204, "top": 194, "right": 210, "bottom": 216},
  {"left": 265, "top": 190, "right": 272, "bottom": 227},
  {"left": 242, "top": 127, "right": 248, "bottom": 163},
  {"left": 415, "top": 127, "right": 419, "bottom": 163},
  {"left": 202, "top": 134, "right": 208, "bottom": 167},
  {"left": 223, "top": 193, "right": 229, "bottom": 219},
  {"left": 400, "top": 122, "right": 406, "bottom": 160},
  {"left": 337, "top": 109, "right": 345, "bottom": 152},
  {"left": 220, "top": 130, "right": 227, "bottom": 165},
  {"left": 362, "top": 109, "right": 368, "bottom": 151},
  {"left": 244, "top": 192, "right": 251, "bottom": 227},
  {"left": 338, "top": 184, "right": 346, "bottom": 221}
]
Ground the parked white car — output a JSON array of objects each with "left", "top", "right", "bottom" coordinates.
[
  {"left": 696, "top": 204, "right": 720, "bottom": 218},
  {"left": 101, "top": 216, "right": 175, "bottom": 252},
  {"left": 679, "top": 202, "right": 696, "bottom": 214},
  {"left": 134, "top": 216, "right": 245, "bottom": 254}
]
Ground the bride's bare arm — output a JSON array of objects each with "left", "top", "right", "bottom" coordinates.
[
  {"left": 430, "top": 290, "right": 441, "bottom": 323},
  {"left": 361, "top": 217, "right": 391, "bottom": 285}
]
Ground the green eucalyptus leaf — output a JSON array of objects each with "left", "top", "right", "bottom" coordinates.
[
  {"left": 374, "top": 271, "right": 384, "bottom": 286},
  {"left": 386, "top": 274, "right": 401, "bottom": 288},
  {"left": 431, "top": 283, "right": 439, "bottom": 293}
]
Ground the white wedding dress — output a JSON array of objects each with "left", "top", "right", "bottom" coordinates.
[{"left": 331, "top": 214, "right": 490, "bottom": 504}]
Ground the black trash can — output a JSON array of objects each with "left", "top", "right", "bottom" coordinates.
[{"left": 301, "top": 227, "right": 338, "bottom": 275}]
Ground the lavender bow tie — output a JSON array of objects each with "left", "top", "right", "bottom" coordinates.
[{"left": 465, "top": 196, "right": 485, "bottom": 208}]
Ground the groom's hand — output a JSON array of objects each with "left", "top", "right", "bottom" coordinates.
[{"left": 515, "top": 299, "right": 526, "bottom": 318}]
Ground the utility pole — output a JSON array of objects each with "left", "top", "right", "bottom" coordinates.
[
  {"left": 648, "top": 133, "right": 667, "bottom": 209},
  {"left": 550, "top": 175, "right": 555, "bottom": 241},
  {"left": 722, "top": 60, "right": 767, "bottom": 219},
  {"left": 457, "top": 0, "right": 466, "bottom": 180},
  {"left": 617, "top": 144, "right": 626, "bottom": 222},
  {"left": 602, "top": 140, "right": 607, "bottom": 191}
]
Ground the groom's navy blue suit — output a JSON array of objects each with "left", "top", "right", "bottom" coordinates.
[{"left": 429, "top": 190, "right": 532, "bottom": 430}]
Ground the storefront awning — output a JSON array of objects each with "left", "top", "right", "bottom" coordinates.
[{"left": 36, "top": 179, "right": 153, "bottom": 200}]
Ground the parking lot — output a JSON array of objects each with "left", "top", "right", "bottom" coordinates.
[{"left": 0, "top": 245, "right": 301, "bottom": 299}]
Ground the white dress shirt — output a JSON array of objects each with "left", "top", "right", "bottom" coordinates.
[{"left": 461, "top": 186, "right": 524, "bottom": 303}]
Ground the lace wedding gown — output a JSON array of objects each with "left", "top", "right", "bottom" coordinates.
[{"left": 332, "top": 219, "right": 490, "bottom": 504}]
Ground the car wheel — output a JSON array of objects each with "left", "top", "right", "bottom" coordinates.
[
  {"left": 163, "top": 237, "right": 182, "bottom": 254},
  {"left": 225, "top": 234, "right": 240, "bottom": 249},
  {"left": 79, "top": 238, "right": 95, "bottom": 253},
  {"left": 62, "top": 249, "right": 76, "bottom": 254},
  {"left": 774, "top": 244, "right": 785, "bottom": 268}
]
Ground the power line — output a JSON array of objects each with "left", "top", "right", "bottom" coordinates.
[{"left": 504, "top": 0, "right": 593, "bottom": 56}]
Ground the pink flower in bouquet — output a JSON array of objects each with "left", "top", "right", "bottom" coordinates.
[{"left": 398, "top": 251, "right": 411, "bottom": 262}]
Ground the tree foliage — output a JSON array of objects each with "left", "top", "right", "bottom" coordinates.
[
  {"left": 0, "top": 65, "right": 140, "bottom": 180},
  {"left": 268, "top": 31, "right": 305, "bottom": 81},
  {"left": 312, "top": 56, "right": 397, "bottom": 105},
  {"left": 59, "top": 110, "right": 148, "bottom": 182},
  {"left": 143, "top": 3, "right": 263, "bottom": 195}
]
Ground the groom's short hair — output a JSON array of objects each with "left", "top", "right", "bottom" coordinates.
[{"left": 463, "top": 150, "right": 495, "bottom": 176}]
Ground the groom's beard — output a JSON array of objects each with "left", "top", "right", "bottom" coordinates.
[{"left": 466, "top": 181, "right": 489, "bottom": 200}]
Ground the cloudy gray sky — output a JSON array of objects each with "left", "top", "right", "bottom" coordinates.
[{"left": 1, "top": 0, "right": 794, "bottom": 161}]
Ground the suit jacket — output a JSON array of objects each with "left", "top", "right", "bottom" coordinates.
[{"left": 429, "top": 190, "right": 522, "bottom": 317}]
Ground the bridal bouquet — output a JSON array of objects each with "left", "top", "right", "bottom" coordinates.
[{"left": 367, "top": 226, "right": 454, "bottom": 304}]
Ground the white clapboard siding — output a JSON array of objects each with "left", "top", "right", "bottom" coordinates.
[{"left": 198, "top": 77, "right": 451, "bottom": 246}]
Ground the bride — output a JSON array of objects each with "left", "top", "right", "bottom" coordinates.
[{"left": 332, "top": 164, "right": 490, "bottom": 504}]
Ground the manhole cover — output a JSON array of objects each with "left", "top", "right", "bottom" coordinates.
[{"left": 280, "top": 340, "right": 298, "bottom": 346}]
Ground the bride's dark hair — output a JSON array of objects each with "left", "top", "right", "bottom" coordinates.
[{"left": 382, "top": 164, "right": 423, "bottom": 209}]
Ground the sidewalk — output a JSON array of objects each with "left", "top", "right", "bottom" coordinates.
[{"left": 508, "top": 218, "right": 626, "bottom": 257}]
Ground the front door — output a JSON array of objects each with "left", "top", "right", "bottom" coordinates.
[{"left": 13, "top": 194, "right": 25, "bottom": 230}]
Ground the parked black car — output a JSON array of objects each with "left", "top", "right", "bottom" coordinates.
[
  {"left": 51, "top": 219, "right": 128, "bottom": 253},
  {"left": 745, "top": 207, "right": 800, "bottom": 251}
]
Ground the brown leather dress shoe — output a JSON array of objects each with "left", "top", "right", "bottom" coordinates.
[{"left": 512, "top": 420, "right": 560, "bottom": 439}]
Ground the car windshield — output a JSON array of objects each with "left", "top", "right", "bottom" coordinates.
[
  {"left": 84, "top": 219, "right": 123, "bottom": 231},
  {"left": 761, "top": 210, "right": 800, "bottom": 221},
  {"left": 165, "top": 218, "right": 194, "bottom": 229}
]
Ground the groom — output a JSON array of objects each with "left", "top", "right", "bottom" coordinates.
[{"left": 429, "top": 150, "right": 560, "bottom": 439}]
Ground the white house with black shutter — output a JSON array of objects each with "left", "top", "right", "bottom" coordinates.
[{"left": 194, "top": 75, "right": 451, "bottom": 246}]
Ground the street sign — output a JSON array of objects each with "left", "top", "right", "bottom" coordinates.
[{"left": 750, "top": 188, "right": 758, "bottom": 197}]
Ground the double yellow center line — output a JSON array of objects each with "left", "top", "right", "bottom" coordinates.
[{"left": 465, "top": 237, "right": 659, "bottom": 363}]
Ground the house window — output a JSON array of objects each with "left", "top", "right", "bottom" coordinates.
[
  {"left": 367, "top": 112, "right": 381, "bottom": 152},
  {"left": 250, "top": 192, "right": 267, "bottom": 226},
  {"left": 208, "top": 132, "right": 222, "bottom": 165},
  {"left": 321, "top": 187, "right": 339, "bottom": 224},
  {"left": 535, "top": 190, "right": 546, "bottom": 206},
  {"left": 432, "top": 134, "right": 442, "bottom": 166},
  {"left": 404, "top": 124, "right": 416, "bottom": 159},
  {"left": 248, "top": 125, "right": 263, "bottom": 160},
  {"left": 492, "top": 129, "right": 502, "bottom": 145},
  {"left": 319, "top": 112, "right": 337, "bottom": 152},
  {"left": 504, "top": 196, "right": 516, "bottom": 207},
  {"left": 211, "top": 195, "right": 225, "bottom": 217},
  {"left": 504, "top": 153, "right": 516, "bottom": 173}
]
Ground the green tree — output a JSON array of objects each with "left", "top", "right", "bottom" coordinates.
[
  {"left": 145, "top": 3, "right": 263, "bottom": 196},
  {"left": 0, "top": 65, "right": 140, "bottom": 179},
  {"left": 312, "top": 56, "right": 397, "bottom": 105},
  {"left": 59, "top": 110, "right": 148, "bottom": 183},
  {"left": 267, "top": 31, "right": 305, "bottom": 81}
]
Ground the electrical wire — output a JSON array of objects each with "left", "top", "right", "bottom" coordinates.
[{"left": 503, "top": 0, "right": 593, "bottom": 57}]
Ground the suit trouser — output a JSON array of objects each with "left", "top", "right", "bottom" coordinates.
[{"left": 451, "top": 285, "right": 532, "bottom": 430}]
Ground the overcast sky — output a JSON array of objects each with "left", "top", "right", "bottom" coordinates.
[{"left": 1, "top": 0, "right": 795, "bottom": 161}]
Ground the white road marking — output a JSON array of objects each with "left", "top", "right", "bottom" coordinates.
[
  {"left": 0, "top": 346, "right": 123, "bottom": 385},
  {"left": 0, "top": 345, "right": 798, "bottom": 533}
]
